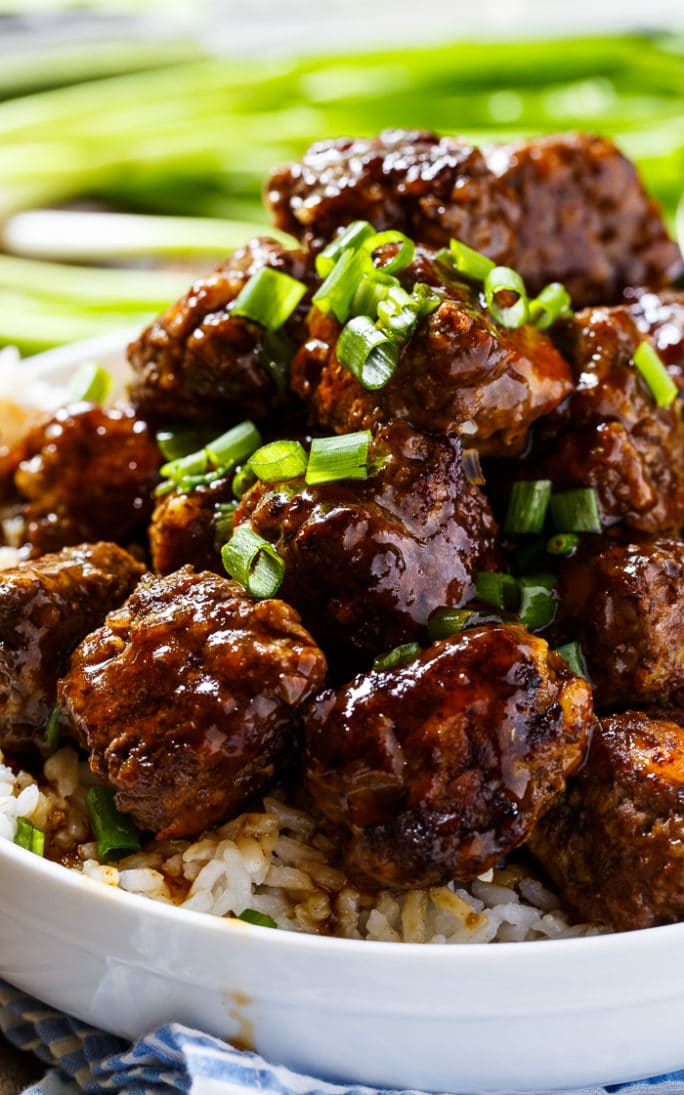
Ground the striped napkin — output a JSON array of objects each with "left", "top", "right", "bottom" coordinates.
[{"left": 1, "top": 979, "right": 684, "bottom": 1095}]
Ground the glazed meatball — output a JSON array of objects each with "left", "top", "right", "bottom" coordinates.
[
  {"left": 236, "top": 421, "right": 499, "bottom": 669},
  {"left": 128, "top": 238, "right": 313, "bottom": 426},
  {"left": 304, "top": 623, "right": 594, "bottom": 890},
  {"left": 0, "top": 542, "right": 145, "bottom": 755},
  {"left": 292, "top": 248, "right": 573, "bottom": 457},
  {"left": 0, "top": 403, "right": 161, "bottom": 557},
  {"left": 625, "top": 287, "right": 684, "bottom": 390},
  {"left": 58, "top": 567, "right": 327, "bottom": 840},
  {"left": 267, "top": 130, "right": 681, "bottom": 306},
  {"left": 149, "top": 474, "right": 234, "bottom": 575},
  {"left": 528, "top": 711, "right": 684, "bottom": 931},
  {"left": 537, "top": 303, "right": 684, "bottom": 534},
  {"left": 555, "top": 537, "right": 684, "bottom": 707}
]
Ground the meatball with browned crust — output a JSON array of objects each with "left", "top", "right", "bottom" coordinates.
[
  {"left": 528, "top": 711, "right": 684, "bottom": 931},
  {"left": 304, "top": 623, "right": 594, "bottom": 890},
  {"left": 625, "top": 287, "right": 684, "bottom": 391},
  {"left": 556, "top": 537, "right": 684, "bottom": 708},
  {"left": 0, "top": 542, "right": 145, "bottom": 755},
  {"left": 536, "top": 303, "right": 684, "bottom": 534},
  {"left": 58, "top": 567, "right": 327, "bottom": 840},
  {"left": 267, "top": 130, "right": 681, "bottom": 306},
  {"left": 235, "top": 421, "right": 499, "bottom": 670},
  {"left": 149, "top": 474, "right": 234, "bottom": 575},
  {"left": 128, "top": 238, "right": 313, "bottom": 427},
  {"left": 292, "top": 247, "right": 573, "bottom": 457},
  {"left": 0, "top": 403, "right": 161, "bottom": 558}
]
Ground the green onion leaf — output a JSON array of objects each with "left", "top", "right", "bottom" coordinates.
[
  {"left": 633, "top": 341, "right": 678, "bottom": 408},
  {"left": 315, "top": 221, "right": 375, "bottom": 279},
  {"left": 305, "top": 430, "right": 371, "bottom": 485},
  {"left": 214, "top": 501, "right": 238, "bottom": 547},
  {"left": 555, "top": 641, "right": 589, "bottom": 680},
  {"left": 350, "top": 269, "right": 400, "bottom": 320},
  {"left": 14, "top": 818, "right": 45, "bottom": 857},
  {"left": 221, "top": 525, "right": 285, "bottom": 599},
  {"left": 373, "top": 642, "right": 422, "bottom": 672},
  {"left": 504, "top": 480, "right": 552, "bottom": 536},
  {"left": 529, "top": 282, "right": 572, "bottom": 330},
  {"left": 550, "top": 488, "right": 602, "bottom": 533},
  {"left": 232, "top": 465, "right": 257, "bottom": 500},
  {"left": 230, "top": 267, "right": 306, "bottom": 332},
  {"left": 156, "top": 427, "right": 209, "bottom": 462},
  {"left": 85, "top": 787, "right": 141, "bottom": 861},
  {"left": 484, "top": 266, "right": 529, "bottom": 328},
  {"left": 44, "top": 703, "right": 61, "bottom": 755},
  {"left": 205, "top": 421, "right": 262, "bottom": 469},
  {"left": 474, "top": 571, "right": 520, "bottom": 612},
  {"left": 449, "top": 239, "right": 496, "bottom": 282},
  {"left": 518, "top": 574, "right": 557, "bottom": 630},
  {"left": 248, "top": 439, "right": 308, "bottom": 483},
  {"left": 376, "top": 283, "right": 439, "bottom": 342},
  {"left": 336, "top": 315, "right": 400, "bottom": 390},
  {"left": 363, "top": 230, "right": 416, "bottom": 275},
  {"left": 160, "top": 447, "right": 209, "bottom": 483},
  {"left": 67, "top": 361, "right": 112, "bottom": 405},
  {"left": 238, "top": 908, "right": 278, "bottom": 929},
  {"left": 312, "top": 246, "right": 371, "bottom": 324},
  {"left": 546, "top": 532, "right": 580, "bottom": 556},
  {"left": 427, "top": 607, "right": 477, "bottom": 641}
]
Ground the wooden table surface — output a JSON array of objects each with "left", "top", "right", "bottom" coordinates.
[{"left": 0, "top": 1035, "right": 42, "bottom": 1094}]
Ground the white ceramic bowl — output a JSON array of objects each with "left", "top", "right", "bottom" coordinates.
[{"left": 1, "top": 332, "right": 684, "bottom": 1094}]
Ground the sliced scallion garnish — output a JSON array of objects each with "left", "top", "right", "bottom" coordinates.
[
  {"left": 312, "top": 246, "right": 371, "bottom": 324},
  {"left": 238, "top": 908, "right": 278, "bottom": 929},
  {"left": 44, "top": 702, "right": 61, "bottom": 755},
  {"left": 230, "top": 267, "right": 307, "bottom": 332},
  {"left": 518, "top": 574, "right": 557, "bottom": 630},
  {"left": 336, "top": 315, "right": 400, "bottom": 390},
  {"left": 214, "top": 501, "right": 238, "bottom": 546},
  {"left": 449, "top": 239, "right": 496, "bottom": 282},
  {"left": 160, "top": 447, "right": 209, "bottom": 483},
  {"left": 504, "top": 480, "right": 552, "bottom": 536},
  {"left": 305, "top": 430, "right": 371, "bottom": 486},
  {"left": 315, "top": 221, "right": 375, "bottom": 279},
  {"left": 156, "top": 427, "right": 208, "bottom": 462},
  {"left": 427, "top": 607, "right": 477, "bottom": 641},
  {"left": 633, "top": 341, "right": 678, "bottom": 408},
  {"left": 555, "top": 641, "right": 589, "bottom": 680},
  {"left": 14, "top": 818, "right": 45, "bottom": 857},
  {"left": 248, "top": 439, "right": 308, "bottom": 483},
  {"left": 85, "top": 787, "right": 141, "bottom": 862},
  {"left": 529, "top": 282, "right": 572, "bottom": 330},
  {"left": 205, "top": 421, "right": 263, "bottom": 470},
  {"left": 484, "top": 266, "right": 529, "bottom": 329},
  {"left": 221, "top": 525, "right": 285, "bottom": 599},
  {"left": 232, "top": 465, "right": 257, "bottom": 500},
  {"left": 364, "top": 230, "right": 415, "bottom": 275},
  {"left": 372, "top": 642, "right": 422, "bottom": 672},
  {"left": 67, "top": 361, "right": 112, "bottom": 405},
  {"left": 546, "top": 532, "right": 580, "bottom": 556},
  {"left": 549, "top": 488, "right": 602, "bottom": 534},
  {"left": 474, "top": 571, "right": 520, "bottom": 612},
  {"left": 350, "top": 269, "right": 399, "bottom": 319}
]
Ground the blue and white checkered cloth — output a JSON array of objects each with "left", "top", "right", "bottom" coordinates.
[{"left": 2, "top": 979, "right": 684, "bottom": 1095}]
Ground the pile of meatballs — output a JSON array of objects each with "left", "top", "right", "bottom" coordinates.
[{"left": 2, "top": 129, "right": 684, "bottom": 934}]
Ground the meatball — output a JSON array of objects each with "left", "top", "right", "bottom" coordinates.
[
  {"left": 58, "top": 567, "right": 327, "bottom": 840},
  {"left": 0, "top": 402, "right": 161, "bottom": 557},
  {"left": 538, "top": 303, "right": 684, "bottom": 534},
  {"left": 128, "top": 238, "right": 313, "bottom": 426},
  {"left": 266, "top": 130, "right": 681, "bottom": 306},
  {"left": 292, "top": 248, "right": 573, "bottom": 457},
  {"left": 625, "top": 287, "right": 684, "bottom": 390},
  {"left": 556, "top": 537, "right": 684, "bottom": 708},
  {"left": 528, "top": 711, "right": 684, "bottom": 931},
  {"left": 236, "top": 421, "right": 499, "bottom": 669},
  {"left": 149, "top": 474, "right": 234, "bottom": 575},
  {"left": 0, "top": 542, "right": 145, "bottom": 755},
  {"left": 304, "top": 623, "right": 594, "bottom": 890}
]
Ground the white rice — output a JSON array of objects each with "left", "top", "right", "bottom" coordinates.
[{"left": 0, "top": 745, "right": 601, "bottom": 943}]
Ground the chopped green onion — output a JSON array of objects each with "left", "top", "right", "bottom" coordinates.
[
  {"left": 232, "top": 465, "right": 257, "bottom": 500},
  {"left": 238, "top": 908, "right": 278, "bottom": 929},
  {"left": 504, "top": 480, "right": 552, "bottom": 536},
  {"left": 156, "top": 427, "right": 208, "bottom": 462},
  {"left": 336, "top": 315, "right": 400, "bottom": 390},
  {"left": 160, "top": 447, "right": 209, "bottom": 483},
  {"left": 474, "top": 571, "right": 520, "bottom": 612},
  {"left": 547, "top": 532, "right": 580, "bottom": 556},
  {"left": 449, "top": 239, "right": 496, "bottom": 282},
  {"left": 518, "top": 574, "right": 557, "bottom": 630},
  {"left": 376, "top": 283, "right": 439, "bottom": 342},
  {"left": 44, "top": 702, "right": 61, "bottom": 754},
  {"left": 316, "top": 221, "right": 375, "bottom": 279},
  {"left": 205, "top": 421, "right": 262, "bottom": 469},
  {"left": 221, "top": 525, "right": 285, "bottom": 599},
  {"left": 633, "top": 341, "right": 678, "bottom": 408},
  {"left": 230, "top": 267, "right": 306, "bottom": 332},
  {"left": 555, "top": 641, "right": 589, "bottom": 680},
  {"left": 14, "top": 818, "right": 45, "bottom": 857},
  {"left": 305, "top": 430, "right": 371, "bottom": 485},
  {"left": 484, "top": 266, "right": 529, "bottom": 328},
  {"left": 312, "top": 246, "right": 371, "bottom": 324},
  {"left": 67, "top": 361, "right": 112, "bottom": 405},
  {"left": 214, "top": 501, "right": 238, "bottom": 546},
  {"left": 550, "top": 488, "right": 602, "bottom": 533},
  {"left": 248, "top": 439, "right": 308, "bottom": 483},
  {"left": 372, "top": 642, "right": 422, "bottom": 672},
  {"left": 363, "top": 230, "right": 415, "bottom": 275},
  {"left": 529, "top": 282, "right": 572, "bottom": 330},
  {"left": 350, "top": 269, "right": 400, "bottom": 320},
  {"left": 85, "top": 787, "right": 141, "bottom": 861},
  {"left": 427, "top": 607, "right": 477, "bottom": 641}
]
